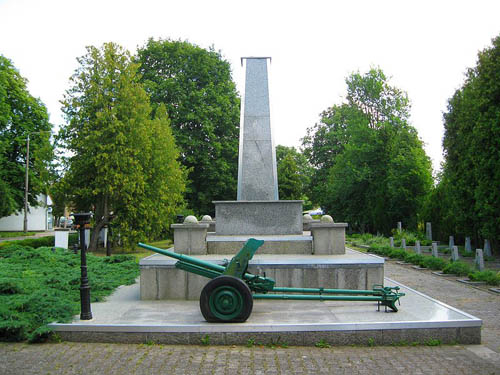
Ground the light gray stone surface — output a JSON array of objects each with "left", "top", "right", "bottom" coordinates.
[
  {"left": 449, "top": 235, "right": 454, "bottom": 249},
  {"left": 49, "top": 276, "right": 482, "bottom": 346},
  {"left": 415, "top": 240, "right": 421, "bottom": 255},
  {"left": 170, "top": 223, "right": 209, "bottom": 254},
  {"left": 213, "top": 200, "right": 303, "bottom": 235},
  {"left": 310, "top": 223, "right": 348, "bottom": 255},
  {"left": 484, "top": 239, "right": 492, "bottom": 257},
  {"left": 139, "top": 249, "right": 384, "bottom": 300},
  {"left": 432, "top": 242, "right": 438, "bottom": 257},
  {"left": 54, "top": 228, "right": 69, "bottom": 249},
  {"left": 475, "top": 249, "right": 485, "bottom": 271},
  {"left": 237, "top": 57, "right": 278, "bottom": 201},
  {"left": 465, "top": 236, "right": 472, "bottom": 252},
  {"left": 401, "top": 238, "right": 406, "bottom": 250},
  {"left": 451, "top": 245, "right": 459, "bottom": 262},
  {"left": 390, "top": 236, "right": 394, "bottom": 248},
  {"left": 397, "top": 222, "right": 402, "bottom": 232},
  {"left": 426, "top": 221, "right": 432, "bottom": 240},
  {"left": 207, "top": 234, "right": 312, "bottom": 254}
]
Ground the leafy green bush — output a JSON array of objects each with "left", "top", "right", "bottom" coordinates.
[
  {"left": 458, "top": 249, "right": 474, "bottom": 258},
  {"left": 404, "top": 253, "right": 425, "bottom": 264},
  {"left": 0, "top": 233, "right": 79, "bottom": 251},
  {"left": 443, "top": 261, "right": 472, "bottom": 276},
  {"left": 392, "top": 229, "right": 430, "bottom": 246},
  {"left": 388, "top": 249, "right": 407, "bottom": 260},
  {"left": 468, "top": 270, "right": 500, "bottom": 286},
  {"left": 420, "top": 257, "right": 448, "bottom": 270},
  {"left": 0, "top": 245, "right": 139, "bottom": 342}
]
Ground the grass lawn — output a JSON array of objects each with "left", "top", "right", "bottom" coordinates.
[{"left": 0, "top": 232, "right": 38, "bottom": 238}]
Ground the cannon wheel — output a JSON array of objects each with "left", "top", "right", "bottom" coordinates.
[{"left": 200, "top": 276, "right": 253, "bottom": 322}]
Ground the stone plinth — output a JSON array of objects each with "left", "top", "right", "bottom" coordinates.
[
  {"left": 140, "top": 249, "right": 384, "bottom": 300},
  {"left": 55, "top": 228, "right": 70, "bottom": 249},
  {"left": 214, "top": 200, "right": 303, "bottom": 235},
  {"left": 311, "top": 223, "right": 348, "bottom": 255},
  {"left": 170, "top": 223, "right": 209, "bottom": 255},
  {"left": 207, "top": 234, "right": 312, "bottom": 254}
]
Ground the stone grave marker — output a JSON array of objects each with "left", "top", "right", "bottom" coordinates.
[
  {"left": 465, "top": 237, "right": 472, "bottom": 253},
  {"left": 451, "top": 246, "right": 459, "bottom": 262},
  {"left": 390, "top": 237, "right": 394, "bottom": 248},
  {"left": 484, "top": 239, "right": 492, "bottom": 257},
  {"left": 475, "top": 249, "right": 485, "bottom": 271},
  {"left": 426, "top": 222, "right": 432, "bottom": 241},
  {"left": 432, "top": 242, "right": 438, "bottom": 257},
  {"left": 415, "top": 240, "right": 421, "bottom": 255},
  {"left": 449, "top": 235, "right": 454, "bottom": 249}
]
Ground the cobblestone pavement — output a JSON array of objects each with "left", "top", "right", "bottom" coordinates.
[{"left": 1, "top": 261, "right": 499, "bottom": 375}]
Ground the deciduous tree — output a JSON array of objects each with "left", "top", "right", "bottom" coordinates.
[
  {"left": 136, "top": 39, "right": 240, "bottom": 215},
  {"left": 0, "top": 55, "right": 53, "bottom": 218}
]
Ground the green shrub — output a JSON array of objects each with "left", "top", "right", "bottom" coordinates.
[
  {"left": 0, "top": 245, "right": 139, "bottom": 342},
  {"left": 458, "top": 249, "right": 474, "bottom": 258},
  {"left": 392, "top": 229, "right": 430, "bottom": 246},
  {"left": 443, "top": 261, "right": 472, "bottom": 276},
  {"left": 468, "top": 270, "right": 500, "bottom": 286},
  {"left": 404, "top": 253, "right": 425, "bottom": 264},
  {"left": 420, "top": 257, "right": 448, "bottom": 270},
  {"left": 388, "top": 249, "right": 407, "bottom": 260}
]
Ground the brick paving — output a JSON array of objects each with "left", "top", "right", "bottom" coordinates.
[{"left": 1, "top": 261, "right": 499, "bottom": 375}]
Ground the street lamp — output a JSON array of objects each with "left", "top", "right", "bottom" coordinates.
[
  {"left": 73, "top": 212, "right": 93, "bottom": 320},
  {"left": 24, "top": 131, "right": 51, "bottom": 233}
]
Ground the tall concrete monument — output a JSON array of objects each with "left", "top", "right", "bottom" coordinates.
[
  {"left": 214, "top": 57, "right": 303, "bottom": 236},
  {"left": 237, "top": 57, "right": 278, "bottom": 201}
]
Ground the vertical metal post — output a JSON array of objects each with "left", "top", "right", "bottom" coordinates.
[
  {"left": 74, "top": 212, "right": 93, "bottom": 320},
  {"left": 24, "top": 134, "right": 30, "bottom": 233},
  {"left": 79, "top": 223, "right": 92, "bottom": 320}
]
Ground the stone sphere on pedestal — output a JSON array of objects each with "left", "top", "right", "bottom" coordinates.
[
  {"left": 320, "top": 215, "right": 334, "bottom": 223},
  {"left": 184, "top": 215, "right": 198, "bottom": 224}
]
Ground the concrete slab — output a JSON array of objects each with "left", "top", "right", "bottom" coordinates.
[
  {"left": 139, "top": 249, "right": 385, "bottom": 299},
  {"left": 206, "top": 234, "right": 313, "bottom": 254},
  {"left": 49, "top": 277, "right": 481, "bottom": 346}
]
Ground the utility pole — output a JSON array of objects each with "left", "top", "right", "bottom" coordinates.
[{"left": 24, "top": 131, "right": 51, "bottom": 233}]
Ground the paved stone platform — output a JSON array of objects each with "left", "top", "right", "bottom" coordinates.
[
  {"left": 206, "top": 234, "right": 313, "bottom": 254},
  {"left": 49, "top": 277, "right": 480, "bottom": 345}
]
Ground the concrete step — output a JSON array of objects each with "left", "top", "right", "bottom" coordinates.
[{"left": 206, "top": 234, "right": 312, "bottom": 254}]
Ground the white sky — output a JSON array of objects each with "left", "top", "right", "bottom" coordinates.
[{"left": 1, "top": 0, "right": 499, "bottom": 172}]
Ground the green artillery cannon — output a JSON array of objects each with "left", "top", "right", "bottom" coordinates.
[{"left": 138, "top": 239, "right": 405, "bottom": 323}]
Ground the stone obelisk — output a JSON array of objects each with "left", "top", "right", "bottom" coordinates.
[{"left": 237, "top": 57, "right": 279, "bottom": 201}]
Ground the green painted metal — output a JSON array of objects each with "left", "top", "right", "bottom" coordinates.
[
  {"left": 223, "top": 238, "right": 264, "bottom": 278},
  {"left": 209, "top": 285, "right": 245, "bottom": 320},
  {"left": 138, "top": 241, "right": 276, "bottom": 292},
  {"left": 139, "top": 240, "right": 405, "bottom": 315}
]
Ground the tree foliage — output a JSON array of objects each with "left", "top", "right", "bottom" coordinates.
[
  {"left": 59, "top": 43, "right": 186, "bottom": 249},
  {"left": 303, "top": 68, "right": 432, "bottom": 233},
  {"left": 432, "top": 34, "right": 500, "bottom": 249},
  {"left": 136, "top": 39, "right": 240, "bottom": 215},
  {"left": 0, "top": 55, "right": 53, "bottom": 218},
  {"left": 276, "top": 145, "right": 313, "bottom": 203}
]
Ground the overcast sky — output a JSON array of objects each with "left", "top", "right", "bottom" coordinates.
[{"left": 1, "top": 0, "right": 499, "bottom": 172}]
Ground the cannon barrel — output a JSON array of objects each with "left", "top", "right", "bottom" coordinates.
[{"left": 138, "top": 242, "right": 225, "bottom": 274}]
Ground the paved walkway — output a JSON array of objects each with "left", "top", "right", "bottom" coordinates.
[
  {"left": 1, "top": 260, "right": 499, "bottom": 375},
  {"left": 0, "top": 231, "right": 56, "bottom": 242}
]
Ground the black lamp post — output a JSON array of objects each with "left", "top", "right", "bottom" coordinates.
[{"left": 73, "top": 212, "right": 93, "bottom": 320}]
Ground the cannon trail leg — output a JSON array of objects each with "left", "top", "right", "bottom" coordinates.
[{"left": 200, "top": 276, "right": 253, "bottom": 323}]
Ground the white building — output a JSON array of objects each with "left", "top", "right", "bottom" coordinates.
[{"left": 0, "top": 194, "right": 53, "bottom": 231}]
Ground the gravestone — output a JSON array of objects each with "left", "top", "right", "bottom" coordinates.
[
  {"left": 484, "top": 239, "right": 492, "bottom": 257},
  {"left": 475, "top": 249, "right": 485, "bottom": 271},
  {"left": 465, "top": 237, "right": 472, "bottom": 253},
  {"left": 432, "top": 242, "right": 438, "bottom": 257},
  {"left": 426, "top": 222, "right": 432, "bottom": 241},
  {"left": 389, "top": 237, "right": 394, "bottom": 248},
  {"left": 397, "top": 222, "right": 402, "bottom": 232},
  {"left": 449, "top": 236, "right": 454, "bottom": 249},
  {"left": 415, "top": 240, "right": 421, "bottom": 255},
  {"left": 401, "top": 238, "right": 406, "bottom": 250},
  {"left": 451, "top": 246, "right": 459, "bottom": 262}
]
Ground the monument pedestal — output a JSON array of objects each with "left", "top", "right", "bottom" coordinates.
[{"left": 140, "top": 249, "right": 384, "bottom": 300}]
